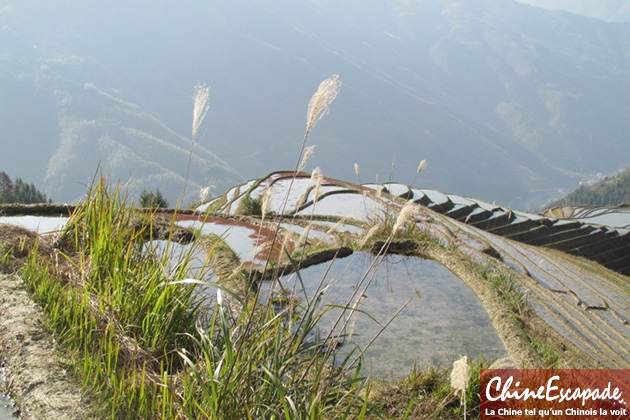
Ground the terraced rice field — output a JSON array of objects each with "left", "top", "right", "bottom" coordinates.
[{"left": 199, "top": 171, "right": 630, "bottom": 368}]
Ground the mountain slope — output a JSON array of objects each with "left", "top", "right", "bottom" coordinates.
[
  {"left": 515, "top": 0, "right": 630, "bottom": 22},
  {"left": 1, "top": 1, "right": 630, "bottom": 208},
  {"left": 548, "top": 168, "right": 630, "bottom": 207},
  {"left": 0, "top": 54, "right": 243, "bottom": 202}
]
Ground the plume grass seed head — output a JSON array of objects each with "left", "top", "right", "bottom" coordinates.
[
  {"left": 192, "top": 84, "right": 211, "bottom": 141},
  {"left": 305, "top": 75, "right": 341, "bottom": 137},
  {"left": 393, "top": 200, "right": 416, "bottom": 234}
]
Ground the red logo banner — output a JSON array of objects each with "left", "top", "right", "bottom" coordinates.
[{"left": 480, "top": 369, "right": 630, "bottom": 419}]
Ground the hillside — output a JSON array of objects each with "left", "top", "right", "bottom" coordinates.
[
  {"left": 0, "top": 171, "right": 50, "bottom": 204},
  {"left": 548, "top": 168, "right": 630, "bottom": 207},
  {"left": 2, "top": 1, "right": 630, "bottom": 208},
  {"left": 515, "top": 0, "right": 630, "bottom": 22}
]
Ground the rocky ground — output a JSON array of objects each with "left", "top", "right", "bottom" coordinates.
[{"left": 0, "top": 274, "right": 93, "bottom": 419}]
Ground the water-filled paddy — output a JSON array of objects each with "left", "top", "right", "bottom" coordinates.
[
  {"left": 264, "top": 252, "right": 507, "bottom": 379},
  {"left": 296, "top": 193, "right": 390, "bottom": 222},
  {"left": 0, "top": 366, "right": 15, "bottom": 419},
  {"left": 0, "top": 216, "right": 68, "bottom": 234},
  {"left": 176, "top": 218, "right": 282, "bottom": 268}
]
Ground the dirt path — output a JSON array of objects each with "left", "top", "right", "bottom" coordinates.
[{"left": 0, "top": 274, "right": 93, "bottom": 419}]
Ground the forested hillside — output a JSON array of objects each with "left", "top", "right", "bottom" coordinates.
[
  {"left": 0, "top": 171, "right": 50, "bottom": 204},
  {"left": 548, "top": 168, "right": 630, "bottom": 207}
]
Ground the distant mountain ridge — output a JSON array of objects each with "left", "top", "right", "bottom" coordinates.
[
  {"left": 0, "top": 53, "right": 243, "bottom": 202},
  {"left": 2, "top": 0, "right": 630, "bottom": 208},
  {"left": 515, "top": 0, "right": 630, "bottom": 22}
]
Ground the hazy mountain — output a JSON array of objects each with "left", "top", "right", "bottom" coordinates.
[
  {"left": 515, "top": 0, "right": 630, "bottom": 22},
  {"left": 1, "top": 1, "right": 630, "bottom": 209}
]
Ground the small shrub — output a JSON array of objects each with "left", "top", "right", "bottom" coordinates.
[
  {"left": 139, "top": 188, "right": 169, "bottom": 208},
  {"left": 239, "top": 193, "right": 263, "bottom": 216}
]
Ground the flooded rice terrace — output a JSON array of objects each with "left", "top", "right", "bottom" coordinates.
[
  {"left": 0, "top": 216, "right": 68, "bottom": 234},
  {"left": 1, "top": 366, "right": 16, "bottom": 419},
  {"left": 262, "top": 252, "right": 507, "bottom": 379}
]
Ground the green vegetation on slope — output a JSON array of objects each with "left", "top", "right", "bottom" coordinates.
[
  {"left": 549, "top": 168, "right": 630, "bottom": 207},
  {"left": 0, "top": 171, "right": 51, "bottom": 204},
  {"left": 13, "top": 177, "right": 372, "bottom": 418},
  {"left": 139, "top": 187, "right": 169, "bottom": 208}
]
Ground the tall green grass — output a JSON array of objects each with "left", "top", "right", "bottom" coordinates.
[
  {"left": 17, "top": 175, "right": 371, "bottom": 418},
  {"left": 21, "top": 178, "right": 205, "bottom": 417}
]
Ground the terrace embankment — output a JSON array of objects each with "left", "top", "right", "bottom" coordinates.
[{"left": 0, "top": 274, "right": 93, "bottom": 419}]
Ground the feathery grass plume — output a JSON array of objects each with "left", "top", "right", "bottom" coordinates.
[
  {"left": 298, "top": 145, "right": 316, "bottom": 172},
  {"left": 261, "top": 187, "right": 273, "bottom": 220},
  {"left": 308, "top": 167, "right": 324, "bottom": 204},
  {"left": 192, "top": 84, "right": 211, "bottom": 141},
  {"left": 354, "top": 163, "right": 360, "bottom": 177},
  {"left": 389, "top": 159, "right": 396, "bottom": 182},
  {"left": 296, "top": 222, "right": 312, "bottom": 247},
  {"left": 323, "top": 217, "right": 349, "bottom": 237},
  {"left": 181, "top": 84, "right": 211, "bottom": 205},
  {"left": 345, "top": 293, "right": 366, "bottom": 342},
  {"left": 450, "top": 355, "right": 471, "bottom": 420},
  {"left": 308, "top": 167, "right": 322, "bottom": 186},
  {"left": 289, "top": 75, "right": 340, "bottom": 211},
  {"left": 359, "top": 224, "right": 381, "bottom": 248},
  {"left": 310, "top": 218, "right": 349, "bottom": 249},
  {"left": 313, "top": 178, "right": 323, "bottom": 204},
  {"left": 199, "top": 185, "right": 214, "bottom": 203},
  {"left": 305, "top": 74, "right": 341, "bottom": 138},
  {"left": 279, "top": 228, "right": 293, "bottom": 261},
  {"left": 393, "top": 200, "right": 416, "bottom": 234},
  {"left": 413, "top": 159, "right": 427, "bottom": 186}
]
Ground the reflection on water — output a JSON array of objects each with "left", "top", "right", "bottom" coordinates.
[
  {"left": 176, "top": 218, "right": 283, "bottom": 268},
  {"left": 266, "top": 252, "right": 507, "bottom": 379},
  {"left": 144, "top": 241, "right": 213, "bottom": 278},
  {"left": 143, "top": 240, "right": 218, "bottom": 307}
]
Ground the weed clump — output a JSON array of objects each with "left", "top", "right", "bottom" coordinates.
[
  {"left": 16, "top": 176, "right": 369, "bottom": 418},
  {"left": 239, "top": 193, "right": 263, "bottom": 216},
  {"left": 0, "top": 225, "right": 45, "bottom": 273}
]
